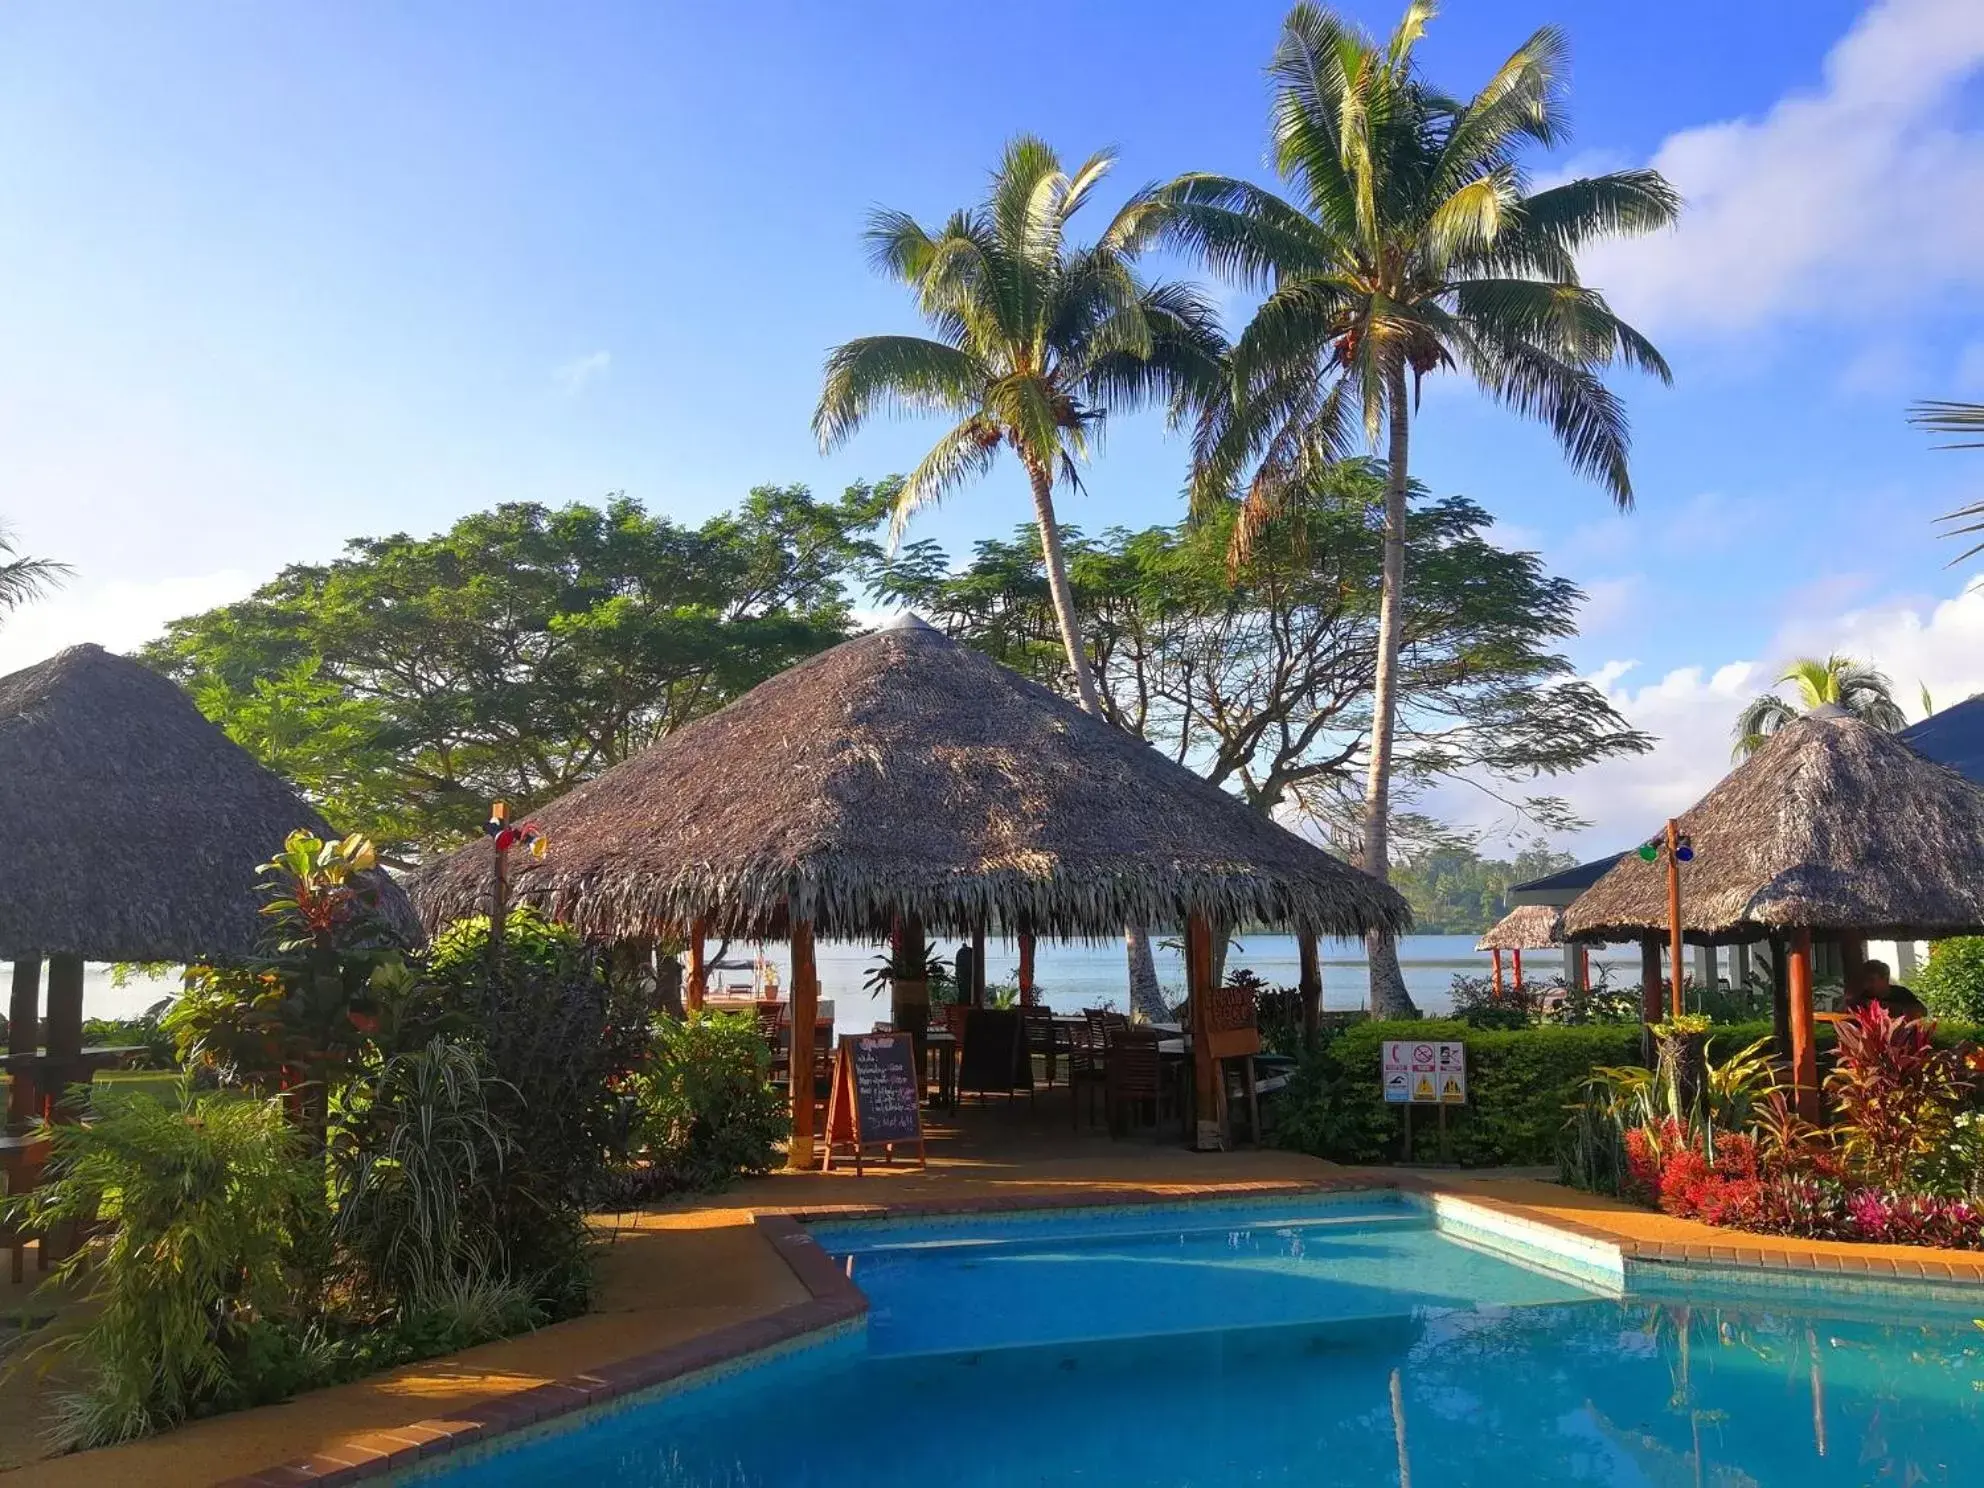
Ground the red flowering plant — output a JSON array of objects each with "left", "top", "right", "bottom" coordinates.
[{"left": 1827, "top": 1003, "right": 1974, "bottom": 1194}]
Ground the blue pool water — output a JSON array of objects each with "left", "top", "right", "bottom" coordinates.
[{"left": 428, "top": 1196, "right": 1984, "bottom": 1486}]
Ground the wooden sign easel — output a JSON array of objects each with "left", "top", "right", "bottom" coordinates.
[{"left": 821, "top": 1032, "right": 927, "bottom": 1174}]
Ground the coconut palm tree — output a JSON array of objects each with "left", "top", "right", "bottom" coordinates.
[
  {"left": 0, "top": 520, "right": 69, "bottom": 625},
  {"left": 814, "top": 134, "right": 1226, "bottom": 715},
  {"left": 1136, "top": 3, "right": 1678, "bottom": 1015},
  {"left": 1909, "top": 400, "right": 1984, "bottom": 562},
  {"left": 1732, "top": 655, "right": 1908, "bottom": 758}
]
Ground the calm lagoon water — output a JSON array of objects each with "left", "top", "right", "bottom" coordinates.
[
  {"left": 431, "top": 1195, "right": 1984, "bottom": 1487},
  {"left": 17, "top": 935, "right": 1641, "bottom": 1038}
]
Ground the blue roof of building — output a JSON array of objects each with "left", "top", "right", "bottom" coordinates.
[{"left": 1900, "top": 693, "right": 1984, "bottom": 785}]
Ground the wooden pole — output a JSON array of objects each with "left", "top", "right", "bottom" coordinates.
[
  {"left": 487, "top": 800, "right": 509, "bottom": 971},
  {"left": 1297, "top": 930, "right": 1321, "bottom": 1046},
  {"left": 1787, "top": 928, "right": 1818, "bottom": 1123},
  {"left": 971, "top": 922, "right": 987, "bottom": 1007},
  {"left": 1512, "top": 947, "right": 1524, "bottom": 994},
  {"left": 45, "top": 954, "right": 85, "bottom": 1123},
  {"left": 7, "top": 955, "right": 40, "bottom": 1131},
  {"left": 1491, "top": 947, "right": 1504, "bottom": 998},
  {"left": 687, "top": 919, "right": 707, "bottom": 1013},
  {"left": 1017, "top": 928, "right": 1036, "bottom": 1005},
  {"left": 788, "top": 919, "right": 819, "bottom": 1170},
  {"left": 1186, "top": 912, "right": 1220, "bottom": 1149},
  {"left": 1666, "top": 818, "right": 1685, "bottom": 1019},
  {"left": 1839, "top": 934, "right": 1867, "bottom": 1000},
  {"left": 1640, "top": 936, "right": 1664, "bottom": 1026},
  {"left": 1574, "top": 943, "right": 1590, "bottom": 992}
]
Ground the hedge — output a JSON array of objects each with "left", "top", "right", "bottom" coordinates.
[{"left": 1271, "top": 1016, "right": 1983, "bottom": 1168}]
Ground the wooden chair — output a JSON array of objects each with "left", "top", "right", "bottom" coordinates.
[
  {"left": 1020, "top": 1005, "right": 1065, "bottom": 1091},
  {"left": 1066, "top": 1018, "right": 1108, "bottom": 1129},
  {"left": 1104, "top": 1028, "right": 1173, "bottom": 1138},
  {"left": 1, "top": 1132, "right": 50, "bottom": 1285}
]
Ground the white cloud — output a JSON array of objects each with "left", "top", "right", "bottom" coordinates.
[
  {"left": 1580, "top": 0, "right": 1984, "bottom": 336},
  {"left": 552, "top": 350, "right": 611, "bottom": 396},
  {"left": 0, "top": 570, "right": 255, "bottom": 676}
]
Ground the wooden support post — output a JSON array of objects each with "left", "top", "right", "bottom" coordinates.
[
  {"left": 1666, "top": 818, "right": 1685, "bottom": 1020},
  {"left": 971, "top": 923, "right": 987, "bottom": 1007},
  {"left": 1787, "top": 928, "right": 1818, "bottom": 1124},
  {"left": 1297, "top": 930, "right": 1321, "bottom": 1046},
  {"left": 1017, "top": 929, "right": 1036, "bottom": 1005},
  {"left": 1732, "top": 942, "right": 1752, "bottom": 989},
  {"left": 1640, "top": 936, "right": 1664, "bottom": 1026},
  {"left": 1186, "top": 912, "right": 1221, "bottom": 1149},
  {"left": 45, "top": 954, "right": 85, "bottom": 1123},
  {"left": 1573, "top": 942, "right": 1590, "bottom": 992},
  {"left": 1492, "top": 947, "right": 1504, "bottom": 998},
  {"left": 788, "top": 921, "right": 819, "bottom": 1171},
  {"left": 1694, "top": 944, "right": 1717, "bottom": 993},
  {"left": 1839, "top": 934, "right": 1867, "bottom": 1000},
  {"left": 686, "top": 919, "right": 707, "bottom": 1013},
  {"left": 7, "top": 955, "right": 39, "bottom": 1131},
  {"left": 1512, "top": 947, "right": 1524, "bottom": 994}
]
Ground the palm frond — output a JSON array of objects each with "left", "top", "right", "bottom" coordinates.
[
  {"left": 890, "top": 419, "right": 1003, "bottom": 548},
  {"left": 1451, "top": 278, "right": 1670, "bottom": 381},
  {"left": 1450, "top": 312, "right": 1634, "bottom": 506},
  {"left": 1135, "top": 174, "right": 1336, "bottom": 289},
  {"left": 1731, "top": 693, "right": 1796, "bottom": 759},
  {"left": 1269, "top": 3, "right": 1374, "bottom": 235},
  {"left": 813, "top": 336, "right": 987, "bottom": 451},
  {"left": 1433, "top": 23, "right": 1569, "bottom": 192},
  {"left": 0, "top": 522, "right": 71, "bottom": 617}
]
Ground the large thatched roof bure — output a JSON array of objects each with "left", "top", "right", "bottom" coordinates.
[
  {"left": 0, "top": 644, "right": 420, "bottom": 961},
  {"left": 411, "top": 617, "right": 1409, "bottom": 942},
  {"left": 1562, "top": 705, "right": 1984, "bottom": 944}
]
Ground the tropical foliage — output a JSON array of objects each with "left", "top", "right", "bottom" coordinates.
[
  {"left": 0, "top": 519, "right": 69, "bottom": 624},
  {"left": 814, "top": 134, "right": 1225, "bottom": 714},
  {"left": 1919, "top": 937, "right": 1984, "bottom": 1023},
  {"left": 882, "top": 462, "right": 1648, "bottom": 842},
  {"left": 628, "top": 1013, "right": 786, "bottom": 1194},
  {"left": 1134, "top": 2, "right": 1677, "bottom": 1015},
  {"left": 1731, "top": 653, "right": 1908, "bottom": 758},
  {"left": 1909, "top": 399, "right": 1984, "bottom": 562},
  {"left": 143, "top": 485, "right": 894, "bottom": 852}
]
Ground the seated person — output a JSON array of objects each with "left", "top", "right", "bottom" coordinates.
[{"left": 1844, "top": 958, "right": 1928, "bottom": 1020}]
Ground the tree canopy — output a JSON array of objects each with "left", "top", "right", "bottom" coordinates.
[
  {"left": 1391, "top": 841, "right": 1575, "bottom": 935},
  {"left": 877, "top": 458, "right": 1648, "bottom": 844},
  {"left": 143, "top": 484, "right": 894, "bottom": 853}
]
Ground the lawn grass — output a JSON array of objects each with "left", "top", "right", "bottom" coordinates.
[{"left": 1, "top": 1069, "right": 182, "bottom": 1110}]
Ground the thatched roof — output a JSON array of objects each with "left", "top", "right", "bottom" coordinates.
[
  {"left": 410, "top": 617, "right": 1410, "bottom": 942},
  {"left": 1475, "top": 904, "right": 1562, "bottom": 951},
  {"left": 1561, "top": 704, "right": 1984, "bottom": 944},
  {"left": 0, "top": 644, "right": 420, "bottom": 961}
]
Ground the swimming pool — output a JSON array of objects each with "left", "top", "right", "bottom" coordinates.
[{"left": 424, "top": 1193, "right": 1984, "bottom": 1486}]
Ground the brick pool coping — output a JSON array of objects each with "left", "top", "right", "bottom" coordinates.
[{"left": 210, "top": 1172, "right": 1984, "bottom": 1485}]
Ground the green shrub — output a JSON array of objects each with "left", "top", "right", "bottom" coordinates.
[
  {"left": 5, "top": 1085, "right": 325, "bottom": 1448},
  {"left": 630, "top": 1012, "right": 785, "bottom": 1193},
  {"left": 1919, "top": 938, "right": 1984, "bottom": 1022},
  {"left": 1274, "top": 1020, "right": 1648, "bottom": 1166}
]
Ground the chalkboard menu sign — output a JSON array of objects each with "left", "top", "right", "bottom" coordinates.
[{"left": 822, "top": 1032, "right": 926, "bottom": 1173}]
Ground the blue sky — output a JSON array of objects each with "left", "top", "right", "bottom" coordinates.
[{"left": 2, "top": 0, "right": 1982, "bottom": 855}]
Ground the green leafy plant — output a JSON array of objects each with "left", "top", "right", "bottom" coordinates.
[
  {"left": 630, "top": 1013, "right": 784, "bottom": 1194},
  {"left": 1919, "top": 938, "right": 1984, "bottom": 1022},
  {"left": 333, "top": 1039, "right": 516, "bottom": 1310},
  {"left": 1828, "top": 1003, "right": 1973, "bottom": 1193},
  {"left": 5, "top": 1086, "right": 324, "bottom": 1447}
]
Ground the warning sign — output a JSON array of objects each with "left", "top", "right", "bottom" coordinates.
[{"left": 1383, "top": 1040, "right": 1466, "bottom": 1104}]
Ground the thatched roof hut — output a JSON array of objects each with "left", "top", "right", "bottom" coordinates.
[
  {"left": 1561, "top": 704, "right": 1984, "bottom": 945},
  {"left": 410, "top": 617, "right": 1409, "bottom": 943},
  {"left": 0, "top": 644, "right": 420, "bottom": 961},
  {"left": 1475, "top": 904, "right": 1562, "bottom": 951}
]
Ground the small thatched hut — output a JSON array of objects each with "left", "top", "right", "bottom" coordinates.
[
  {"left": 412, "top": 616, "right": 1408, "bottom": 1158},
  {"left": 1, "top": 645, "right": 419, "bottom": 1113},
  {"left": 1562, "top": 704, "right": 1984, "bottom": 1115},
  {"left": 1475, "top": 904, "right": 1569, "bottom": 995}
]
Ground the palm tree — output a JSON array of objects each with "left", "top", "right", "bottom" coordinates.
[
  {"left": 816, "top": 136, "right": 1223, "bottom": 1020},
  {"left": 1732, "top": 655, "right": 1908, "bottom": 758},
  {"left": 0, "top": 520, "right": 69, "bottom": 624},
  {"left": 1909, "top": 400, "right": 1984, "bottom": 562},
  {"left": 1137, "top": 3, "right": 1678, "bottom": 1014},
  {"left": 813, "top": 134, "right": 1226, "bottom": 714}
]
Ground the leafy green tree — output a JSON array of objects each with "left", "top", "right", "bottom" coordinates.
[
  {"left": 1731, "top": 654, "right": 1908, "bottom": 758},
  {"left": 1391, "top": 842, "right": 1574, "bottom": 935},
  {"left": 0, "top": 519, "right": 69, "bottom": 624},
  {"left": 144, "top": 484, "right": 890, "bottom": 852},
  {"left": 1138, "top": 2, "right": 1678, "bottom": 1014},
  {"left": 880, "top": 458, "right": 1648, "bottom": 842},
  {"left": 814, "top": 134, "right": 1225, "bottom": 715}
]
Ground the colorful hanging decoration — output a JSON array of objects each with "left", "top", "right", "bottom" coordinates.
[{"left": 485, "top": 801, "right": 548, "bottom": 859}]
